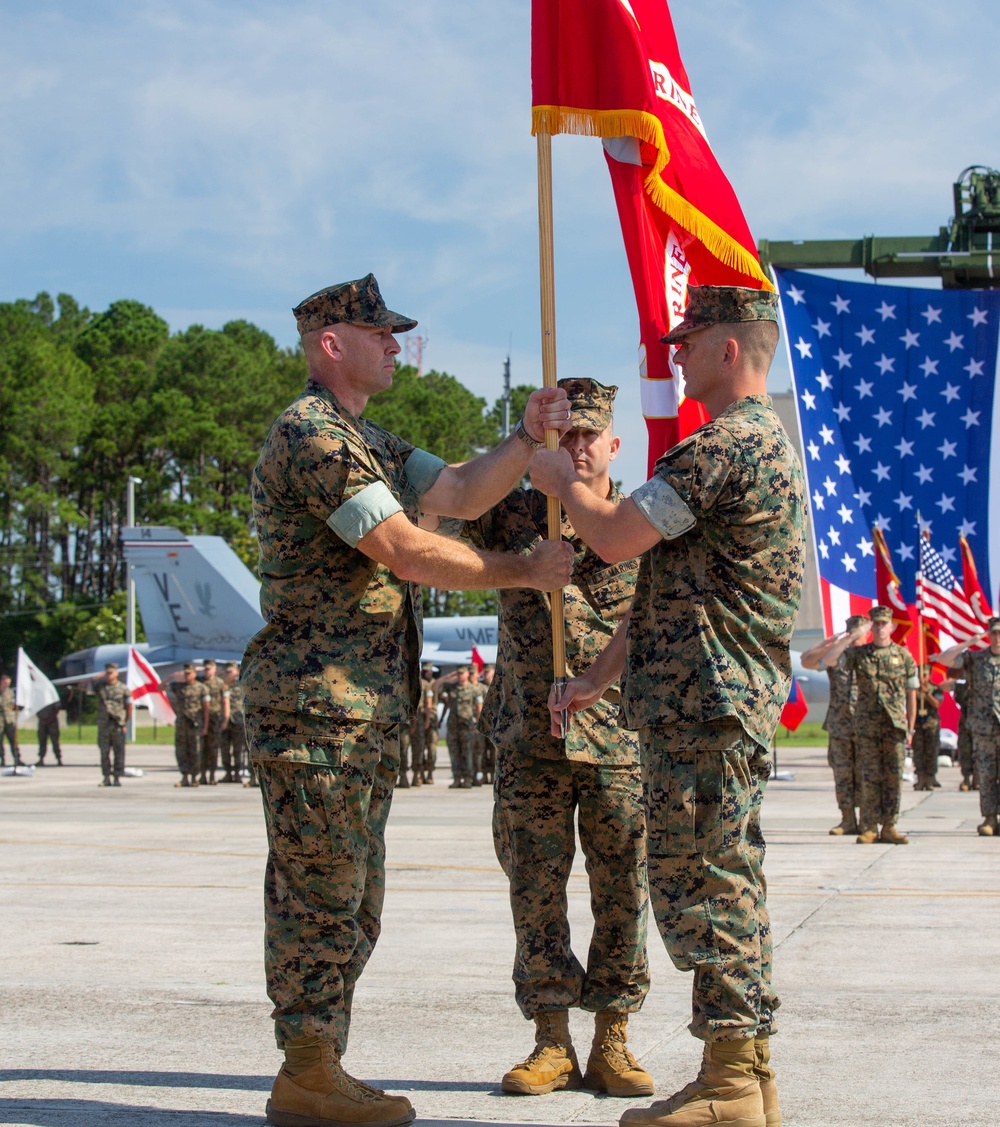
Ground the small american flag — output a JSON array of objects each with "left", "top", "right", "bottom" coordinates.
[{"left": 918, "top": 532, "right": 982, "bottom": 646}]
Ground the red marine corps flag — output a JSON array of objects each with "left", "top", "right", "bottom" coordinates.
[{"left": 531, "top": 0, "right": 773, "bottom": 474}]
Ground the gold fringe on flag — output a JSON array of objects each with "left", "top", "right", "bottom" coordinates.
[{"left": 532, "top": 104, "right": 774, "bottom": 292}]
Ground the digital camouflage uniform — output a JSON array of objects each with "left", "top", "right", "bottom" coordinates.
[
  {"left": 443, "top": 681, "right": 480, "bottom": 786},
  {"left": 241, "top": 377, "right": 442, "bottom": 1054},
  {"left": 958, "top": 649, "right": 1000, "bottom": 818},
  {"left": 824, "top": 654, "right": 860, "bottom": 816},
  {"left": 620, "top": 395, "right": 806, "bottom": 1043},
  {"left": 410, "top": 675, "right": 438, "bottom": 781},
  {"left": 0, "top": 686, "right": 21, "bottom": 765},
  {"left": 912, "top": 682, "right": 944, "bottom": 786},
  {"left": 845, "top": 642, "right": 919, "bottom": 831},
  {"left": 222, "top": 681, "right": 247, "bottom": 779},
  {"left": 468, "top": 487, "right": 648, "bottom": 1019},
  {"left": 953, "top": 679, "right": 976, "bottom": 787},
  {"left": 472, "top": 677, "right": 489, "bottom": 783},
  {"left": 36, "top": 699, "right": 63, "bottom": 764},
  {"left": 94, "top": 677, "right": 131, "bottom": 780},
  {"left": 201, "top": 674, "right": 229, "bottom": 781},
  {"left": 167, "top": 680, "right": 206, "bottom": 779}
]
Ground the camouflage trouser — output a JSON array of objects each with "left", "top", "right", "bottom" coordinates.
[
  {"left": 492, "top": 748, "right": 649, "bottom": 1018},
  {"left": 856, "top": 718, "right": 905, "bottom": 828},
  {"left": 202, "top": 713, "right": 223, "bottom": 775},
  {"left": 1, "top": 720, "right": 21, "bottom": 764},
  {"left": 220, "top": 714, "right": 247, "bottom": 776},
  {"left": 423, "top": 722, "right": 439, "bottom": 774},
  {"left": 472, "top": 730, "right": 485, "bottom": 780},
  {"left": 957, "top": 724, "right": 975, "bottom": 781},
  {"left": 447, "top": 716, "right": 476, "bottom": 781},
  {"left": 641, "top": 719, "right": 777, "bottom": 1042},
  {"left": 38, "top": 716, "right": 62, "bottom": 762},
  {"left": 911, "top": 722, "right": 940, "bottom": 782},
  {"left": 827, "top": 733, "right": 860, "bottom": 812},
  {"left": 482, "top": 734, "right": 496, "bottom": 780},
  {"left": 97, "top": 719, "right": 126, "bottom": 778},
  {"left": 973, "top": 728, "right": 1000, "bottom": 818},
  {"left": 174, "top": 717, "right": 201, "bottom": 776},
  {"left": 250, "top": 714, "right": 399, "bottom": 1053},
  {"left": 398, "top": 723, "right": 411, "bottom": 776}
]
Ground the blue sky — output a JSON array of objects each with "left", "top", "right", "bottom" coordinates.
[{"left": 2, "top": 0, "right": 997, "bottom": 489}]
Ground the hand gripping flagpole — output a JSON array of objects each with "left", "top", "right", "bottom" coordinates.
[{"left": 537, "top": 132, "right": 568, "bottom": 737}]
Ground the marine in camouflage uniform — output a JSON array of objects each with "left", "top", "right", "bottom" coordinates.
[
  {"left": 36, "top": 695, "right": 64, "bottom": 765},
  {"left": 478, "top": 665, "right": 496, "bottom": 784},
  {"left": 409, "top": 666, "right": 438, "bottom": 784},
  {"left": 801, "top": 615, "right": 869, "bottom": 834},
  {"left": 0, "top": 675, "right": 22, "bottom": 766},
  {"left": 468, "top": 378, "right": 653, "bottom": 1098},
  {"left": 239, "top": 273, "right": 573, "bottom": 1127},
  {"left": 200, "top": 659, "right": 229, "bottom": 785},
  {"left": 952, "top": 618, "right": 1000, "bottom": 834},
  {"left": 221, "top": 662, "right": 247, "bottom": 782},
  {"left": 442, "top": 669, "right": 480, "bottom": 787},
  {"left": 840, "top": 607, "right": 918, "bottom": 843},
  {"left": 167, "top": 665, "right": 207, "bottom": 786},
  {"left": 533, "top": 287, "right": 805, "bottom": 1127},
  {"left": 953, "top": 679, "right": 977, "bottom": 790},
  {"left": 911, "top": 667, "right": 945, "bottom": 790},
  {"left": 93, "top": 663, "right": 132, "bottom": 786}
]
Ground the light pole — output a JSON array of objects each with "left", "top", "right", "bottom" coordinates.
[{"left": 126, "top": 476, "right": 142, "bottom": 741}]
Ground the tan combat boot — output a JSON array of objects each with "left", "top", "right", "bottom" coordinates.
[
  {"left": 501, "top": 1010, "right": 582, "bottom": 1095},
  {"left": 828, "top": 809, "right": 858, "bottom": 836},
  {"left": 879, "top": 823, "right": 909, "bottom": 844},
  {"left": 267, "top": 1039, "right": 414, "bottom": 1127},
  {"left": 583, "top": 1010, "right": 654, "bottom": 1097},
  {"left": 977, "top": 815, "right": 998, "bottom": 836},
  {"left": 752, "top": 1036, "right": 780, "bottom": 1127},
  {"left": 855, "top": 826, "right": 879, "bottom": 844},
  {"left": 618, "top": 1037, "right": 764, "bottom": 1127}
]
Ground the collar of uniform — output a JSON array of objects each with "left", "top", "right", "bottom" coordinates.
[
  {"left": 715, "top": 394, "right": 773, "bottom": 420},
  {"left": 305, "top": 378, "right": 365, "bottom": 433}
]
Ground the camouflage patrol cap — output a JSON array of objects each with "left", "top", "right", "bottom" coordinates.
[
  {"left": 293, "top": 273, "right": 418, "bottom": 336},
  {"left": 846, "top": 614, "right": 869, "bottom": 631},
  {"left": 558, "top": 377, "right": 617, "bottom": 431},
  {"left": 104, "top": 662, "right": 118, "bottom": 671},
  {"left": 182, "top": 662, "right": 197, "bottom": 672},
  {"left": 869, "top": 605, "right": 893, "bottom": 624},
  {"left": 660, "top": 285, "right": 779, "bottom": 344},
  {"left": 988, "top": 616, "right": 1000, "bottom": 631}
]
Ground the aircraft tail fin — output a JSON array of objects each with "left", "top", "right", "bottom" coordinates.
[{"left": 122, "top": 527, "right": 264, "bottom": 659}]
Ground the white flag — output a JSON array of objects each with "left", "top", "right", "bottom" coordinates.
[
  {"left": 16, "top": 648, "right": 60, "bottom": 722},
  {"left": 126, "top": 647, "right": 175, "bottom": 726}
]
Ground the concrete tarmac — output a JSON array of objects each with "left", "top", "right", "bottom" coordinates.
[{"left": 1, "top": 741, "right": 997, "bottom": 1127}]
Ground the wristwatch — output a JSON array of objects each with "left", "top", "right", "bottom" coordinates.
[{"left": 514, "top": 418, "right": 544, "bottom": 449}]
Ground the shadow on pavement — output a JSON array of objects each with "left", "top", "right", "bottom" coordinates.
[
  {"left": 0, "top": 1098, "right": 264, "bottom": 1126},
  {"left": 0, "top": 1070, "right": 270, "bottom": 1091}
]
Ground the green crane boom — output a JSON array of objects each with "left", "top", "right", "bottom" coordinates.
[{"left": 758, "top": 166, "right": 1000, "bottom": 289}]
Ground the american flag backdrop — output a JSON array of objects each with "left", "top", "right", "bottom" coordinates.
[
  {"left": 776, "top": 269, "right": 1000, "bottom": 634},
  {"left": 918, "top": 534, "right": 984, "bottom": 647}
]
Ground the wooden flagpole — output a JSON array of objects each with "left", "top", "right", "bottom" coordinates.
[{"left": 536, "top": 132, "right": 568, "bottom": 730}]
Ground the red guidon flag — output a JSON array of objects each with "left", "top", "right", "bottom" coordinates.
[
  {"left": 873, "top": 526, "right": 916, "bottom": 650},
  {"left": 531, "top": 0, "right": 773, "bottom": 474}
]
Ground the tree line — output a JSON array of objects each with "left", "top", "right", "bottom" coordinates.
[{"left": 0, "top": 291, "right": 534, "bottom": 673}]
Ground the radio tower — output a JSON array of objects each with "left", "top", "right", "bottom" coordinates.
[{"left": 405, "top": 334, "right": 427, "bottom": 376}]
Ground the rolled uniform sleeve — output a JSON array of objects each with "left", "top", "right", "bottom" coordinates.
[{"left": 631, "top": 475, "right": 696, "bottom": 540}]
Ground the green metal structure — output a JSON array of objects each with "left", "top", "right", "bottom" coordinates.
[{"left": 758, "top": 166, "right": 1000, "bottom": 289}]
